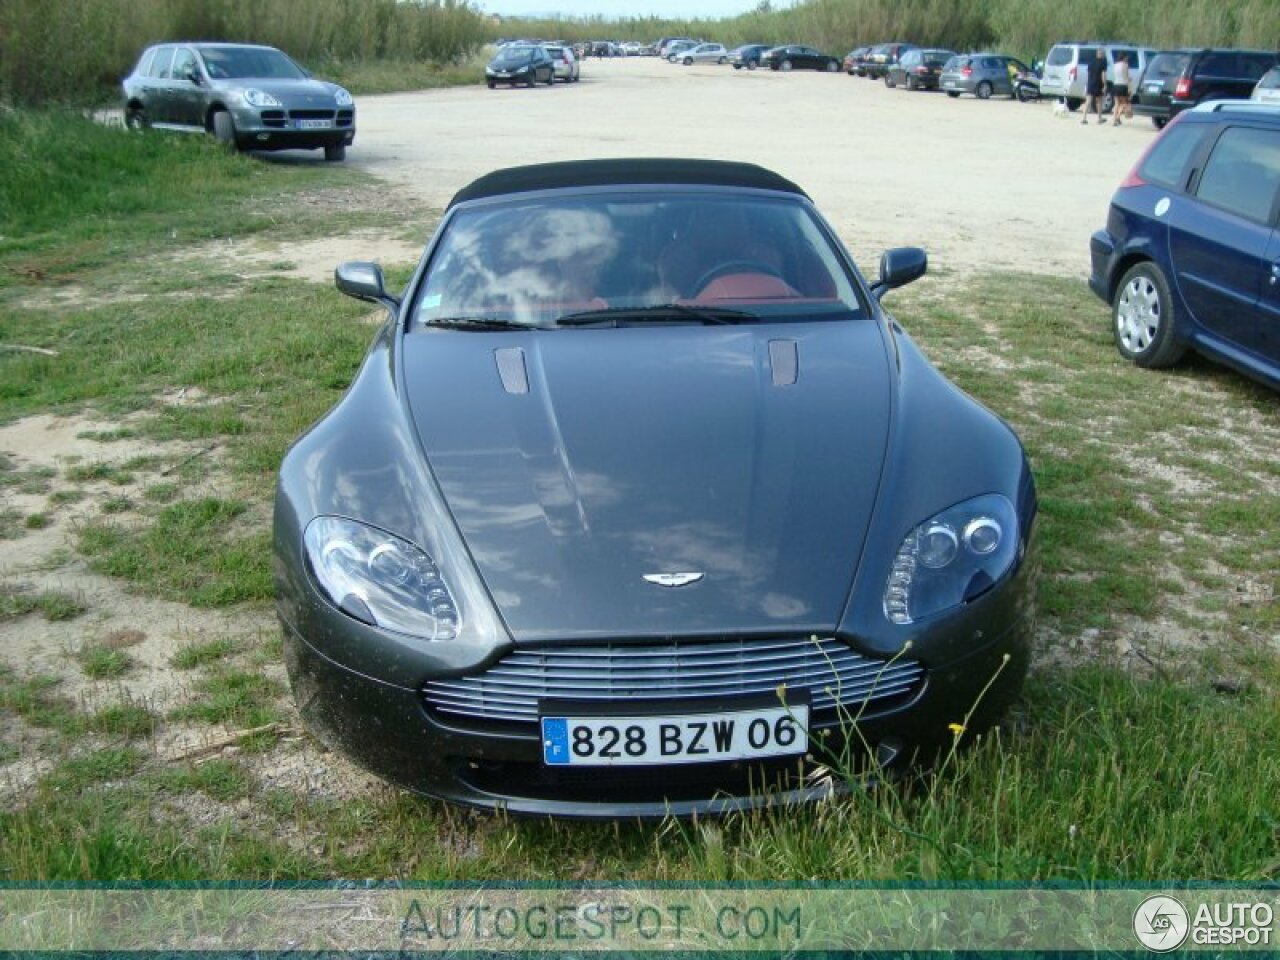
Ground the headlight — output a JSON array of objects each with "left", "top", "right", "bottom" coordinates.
[
  {"left": 242, "top": 88, "right": 283, "bottom": 108},
  {"left": 333, "top": 88, "right": 353, "bottom": 106},
  {"left": 304, "top": 516, "right": 459, "bottom": 641},
  {"left": 883, "top": 494, "right": 1018, "bottom": 625}
]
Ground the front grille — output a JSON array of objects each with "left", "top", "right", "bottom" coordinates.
[
  {"left": 423, "top": 636, "right": 923, "bottom": 725},
  {"left": 288, "top": 109, "right": 336, "bottom": 120}
]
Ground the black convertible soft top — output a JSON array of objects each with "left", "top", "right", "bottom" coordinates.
[{"left": 448, "top": 158, "right": 809, "bottom": 207}]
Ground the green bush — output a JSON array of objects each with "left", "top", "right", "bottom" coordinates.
[{"left": 0, "top": 0, "right": 489, "bottom": 106}]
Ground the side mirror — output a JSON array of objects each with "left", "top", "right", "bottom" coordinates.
[
  {"left": 871, "top": 247, "right": 928, "bottom": 299},
  {"left": 335, "top": 261, "right": 399, "bottom": 309}
]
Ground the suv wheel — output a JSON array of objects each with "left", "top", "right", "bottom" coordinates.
[
  {"left": 780, "top": 59, "right": 792, "bottom": 71},
  {"left": 211, "top": 110, "right": 237, "bottom": 149},
  {"left": 1113, "top": 262, "right": 1186, "bottom": 368},
  {"left": 324, "top": 143, "right": 346, "bottom": 163},
  {"left": 125, "top": 106, "right": 148, "bottom": 130},
  {"left": 975, "top": 80, "right": 993, "bottom": 99}
]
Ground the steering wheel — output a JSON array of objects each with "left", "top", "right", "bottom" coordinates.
[{"left": 692, "top": 260, "right": 785, "bottom": 295}]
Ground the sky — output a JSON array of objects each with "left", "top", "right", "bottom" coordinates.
[{"left": 480, "top": 0, "right": 791, "bottom": 21}]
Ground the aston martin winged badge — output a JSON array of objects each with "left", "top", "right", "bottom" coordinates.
[{"left": 642, "top": 572, "right": 704, "bottom": 588}]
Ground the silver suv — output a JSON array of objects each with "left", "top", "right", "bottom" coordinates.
[{"left": 1038, "top": 41, "right": 1155, "bottom": 110}]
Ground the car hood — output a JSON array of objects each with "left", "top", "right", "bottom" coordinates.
[
  {"left": 402, "top": 321, "right": 893, "bottom": 643},
  {"left": 214, "top": 77, "right": 341, "bottom": 101}
]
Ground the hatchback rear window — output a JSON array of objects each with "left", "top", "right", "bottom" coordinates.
[
  {"left": 1046, "top": 46, "right": 1073, "bottom": 67},
  {"left": 1139, "top": 122, "right": 1211, "bottom": 190},
  {"left": 1146, "top": 53, "right": 1190, "bottom": 81}
]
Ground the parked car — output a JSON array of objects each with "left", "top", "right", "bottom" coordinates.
[
  {"left": 682, "top": 43, "right": 729, "bottom": 65},
  {"left": 863, "top": 42, "right": 918, "bottom": 80},
  {"left": 1038, "top": 41, "right": 1156, "bottom": 111},
  {"left": 731, "top": 44, "right": 771, "bottom": 70},
  {"left": 121, "top": 42, "right": 355, "bottom": 161},
  {"left": 545, "top": 45, "right": 580, "bottom": 82},
  {"left": 1134, "top": 48, "right": 1280, "bottom": 129},
  {"left": 843, "top": 46, "right": 871, "bottom": 76},
  {"left": 940, "top": 53, "right": 1033, "bottom": 99},
  {"left": 664, "top": 40, "right": 700, "bottom": 62},
  {"left": 276, "top": 157, "right": 1038, "bottom": 817},
  {"left": 762, "top": 45, "right": 841, "bottom": 72},
  {"left": 486, "top": 44, "right": 555, "bottom": 87},
  {"left": 1254, "top": 66, "right": 1280, "bottom": 104},
  {"left": 657, "top": 37, "right": 693, "bottom": 57},
  {"left": 1088, "top": 101, "right": 1280, "bottom": 390},
  {"left": 886, "top": 48, "right": 956, "bottom": 90}
]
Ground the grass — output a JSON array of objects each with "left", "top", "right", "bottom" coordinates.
[
  {"left": 0, "top": 585, "right": 87, "bottom": 622},
  {"left": 0, "top": 110, "right": 1276, "bottom": 885}
]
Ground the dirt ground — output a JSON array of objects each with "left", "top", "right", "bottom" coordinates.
[
  {"left": 0, "top": 58, "right": 1202, "bottom": 812},
  {"left": 351, "top": 56, "right": 1150, "bottom": 279}
]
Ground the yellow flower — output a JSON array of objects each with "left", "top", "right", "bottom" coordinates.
[{"left": 948, "top": 722, "right": 966, "bottom": 736}]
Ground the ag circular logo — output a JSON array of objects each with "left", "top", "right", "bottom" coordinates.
[{"left": 1134, "top": 895, "right": 1190, "bottom": 952}]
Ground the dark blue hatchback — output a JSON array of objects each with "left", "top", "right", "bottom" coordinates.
[{"left": 1088, "top": 101, "right": 1280, "bottom": 389}]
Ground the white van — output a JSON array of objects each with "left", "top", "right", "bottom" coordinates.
[{"left": 1038, "top": 41, "right": 1156, "bottom": 110}]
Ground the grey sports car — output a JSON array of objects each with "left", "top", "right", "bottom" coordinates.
[
  {"left": 274, "top": 159, "right": 1037, "bottom": 818},
  {"left": 122, "top": 43, "right": 355, "bottom": 161}
]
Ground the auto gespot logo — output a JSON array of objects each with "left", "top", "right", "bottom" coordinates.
[{"left": 1134, "top": 895, "right": 1275, "bottom": 951}]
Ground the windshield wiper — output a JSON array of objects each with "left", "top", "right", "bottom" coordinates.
[
  {"left": 427, "top": 316, "right": 534, "bottom": 331},
  {"left": 556, "top": 304, "right": 757, "bottom": 327}
]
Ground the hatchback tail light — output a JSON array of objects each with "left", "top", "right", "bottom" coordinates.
[
  {"left": 1174, "top": 77, "right": 1191, "bottom": 99},
  {"left": 962, "top": 66, "right": 972, "bottom": 77}
]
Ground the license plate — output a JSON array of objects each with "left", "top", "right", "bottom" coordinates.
[
  {"left": 1147, "top": 84, "right": 1161, "bottom": 93},
  {"left": 296, "top": 118, "right": 331, "bottom": 129},
  {"left": 542, "top": 703, "right": 809, "bottom": 767}
]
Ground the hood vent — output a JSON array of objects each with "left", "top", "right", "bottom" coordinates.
[
  {"left": 494, "top": 347, "right": 529, "bottom": 394},
  {"left": 769, "top": 339, "right": 798, "bottom": 386}
]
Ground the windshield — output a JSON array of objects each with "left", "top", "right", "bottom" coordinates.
[
  {"left": 495, "top": 46, "right": 537, "bottom": 63},
  {"left": 412, "top": 192, "right": 862, "bottom": 329},
  {"left": 198, "top": 46, "right": 307, "bottom": 80}
]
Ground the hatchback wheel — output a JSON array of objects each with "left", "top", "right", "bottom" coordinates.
[
  {"left": 780, "top": 59, "right": 792, "bottom": 71},
  {"left": 719, "top": 56, "right": 727, "bottom": 65},
  {"left": 684, "top": 56, "right": 693, "bottom": 65},
  {"left": 211, "top": 110, "right": 237, "bottom": 149},
  {"left": 1113, "top": 262, "right": 1185, "bottom": 368},
  {"left": 824, "top": 60, "right": 837, "bottom": 72},
  {"left": 976, "top": 80, "right": 993, "bottom": 99},
  {"left": 747, "top": 61, "right": 756, "bottom": 70}
]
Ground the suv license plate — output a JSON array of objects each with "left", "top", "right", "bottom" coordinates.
[
  {"left": 296, "top": 118, "right": 331, "bottom": 129},
  {"left": 542, "top": 704, "right": 809, "bottom": 767}
]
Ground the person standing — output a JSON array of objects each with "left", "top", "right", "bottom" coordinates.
[
  {"left": 1112, "top": 53, "right": 1132, "bottom": 124},
  {"left": 1081, "top": 48, "right": 1106, "bottom": 124}
]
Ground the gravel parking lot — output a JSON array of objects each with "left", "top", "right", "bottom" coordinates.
[{"left": 352, "top": 55, "right": 1154, "bottom": 280}]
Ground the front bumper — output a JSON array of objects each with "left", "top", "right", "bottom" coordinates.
[
  {"left": 229, "top": 105, "right": 354, "bottom": 151},
  {"left": 281, "top": 600, "right": 1032, "bottom": 819}
]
